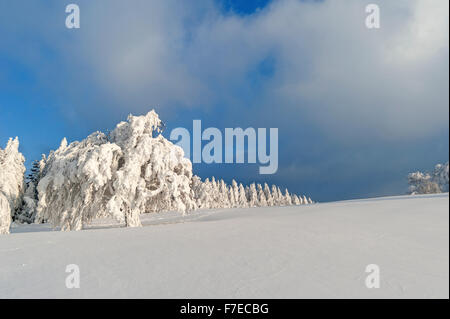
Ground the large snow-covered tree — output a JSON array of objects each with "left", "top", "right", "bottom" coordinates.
[
  {"left": 0, "top": 137, "right": 26, "bottom": 234},
  {"left": 36, "top": 110, "right": 195, "bottom": 231}
]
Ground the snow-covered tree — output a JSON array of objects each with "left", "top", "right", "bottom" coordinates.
[
  {"left": 408, "top": 172, "right": 439, "bottom": 194},
  {"left": 276, "top": 187, "right": 283, "bottom": 206},
  {"left": 208, "top": 177, "right": 219, "bottom": 208},
  {"left": 432, "top": 162, "right": 449, "bottom": 192},
  {"left": 302, "top": 195, "right": 308, "bottom": 204},
  {"left": 0, "top": 137, "right": 26, "bottom": 234},
  {"left": 248, "top": 183, "right": 258, "bottom": 207},
  {"left": 35, "top": 110, "right": 195, "bottom": 231},
  {"left": 228, "top": 185, "right": 236, "bottom": 208},
  {"left": 231, "top": 180, "right": 240, "bottom": 208},
  {"left": 16, "top": 183, "right": 37, "bottom": 224},
  {"left": 193, "top": 177, "right": 208, "bottom": 209},
  {"left": 237, "top": 183, "right": 248, "bottom": 207},
  {"left": 271, "top": 185, "right": 279, "bottom": 205},
  {"left": 191, "top": 175, "right": 205, "bottom": 208},
  {"left": 408, "top": 162, "right": 449, "bottom": 195},
  {"left": 292, "top": 194, "right": 300, "bottom": 205},
  {"left": 14, "top": 156, "right": 46, "bottom": 224},
  {"left": 262, "top": 183, "right": 273, "bottom": 206},
  {"left": 284, "top": 189, "right": 292, "bottom": 206},
  {"left": 0, "top": 193, "right": 11, "bottom": 235},
  {"left": 257, "top": 184, "right": 267, "bottom": 207},
  {"left": 28, "top": 156, "right": 46, "bottom": 186},
  {"left": 219, "top": 179, "right": 231, "bottom": 208}
]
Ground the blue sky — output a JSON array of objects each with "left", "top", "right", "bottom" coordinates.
[{"left": 0, "top": 0, "right": 448, "bottom": 202}]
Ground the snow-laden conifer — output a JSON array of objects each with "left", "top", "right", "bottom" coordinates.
[
  {"left": 238, "top": 183, "right": 248, "bottom": 207},
  {"left": 292, "top": 194, "right": 300, "bottom": 205},
  {"left": 284, "top": 189, "right": 292, "bottom": 206},
  {"left": 248, "top": 183, "right": 258, "bottom": 207},
  {"left": 302, "top": 195, "right": 308, "bottom": 204},
  {"left": 0, "top": 138, "right": 26, "bottom": 234},
  {"left": 264, "top": 183, "right": 274, "bottom": 206},
  {"left": 257, "top": 184, "right": 267, "bottom": 207}
]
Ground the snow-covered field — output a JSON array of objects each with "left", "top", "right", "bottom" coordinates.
[{"left": 1, "top": 193, "right": 448, "bottom": 298}]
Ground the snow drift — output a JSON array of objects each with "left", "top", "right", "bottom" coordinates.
[{"left": 2, "top": 194, "right": 448, "bottom": 298}]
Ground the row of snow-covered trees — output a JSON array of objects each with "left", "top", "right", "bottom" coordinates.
[
  {"left": 191, "top": 176, "right": 311, "bottom": 209},
  {"left": 0, "top": 110, "right": 313, "bottom": 234},
  {"left": 408, "top": 162, "right": 449, "bottom": 195}
]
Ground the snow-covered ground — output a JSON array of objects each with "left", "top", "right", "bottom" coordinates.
[{"left": 1, "top": 193, "right": 448, "bottom": 298}]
